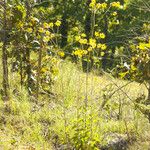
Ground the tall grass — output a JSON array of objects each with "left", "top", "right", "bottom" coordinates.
[{"left": 0, "top": 59, "right": 150, "bottom": 149}]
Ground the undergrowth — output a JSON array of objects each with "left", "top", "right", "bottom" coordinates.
[{"left": 0, "top": 61, "right": 150, "bottom": 150}]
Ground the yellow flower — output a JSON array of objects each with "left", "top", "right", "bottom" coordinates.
[
  {"left": 45, "top": 31, "right": 50, "bottom": 36},
  {"left": 89, "top": 0, "right": 96, "bottom": 8},
  {"left": 131, "top": 65, "right": 137, "bottom": 71},
  {"left": 30, "top": 17, "right": 39, "bottom": 25},
  {"left": 95, "top": 31, "right": 99, "bottom": 37},
  {"left": 99, "top": 33, "right": 106, "bottom": 39},
  {"left": 111, "top": 2, "right": 121, "bottom": 8},
  {"left": 112, "top": 12, "right": 117, "bottom": 16},
  {"left": 89, "top": 3, "right": 94, "bottom": 8},
  {"left": 97, "top": 43, "right": 102, "bottom": 48},
  {"left": 26, "top": 28, "right": 33, "bottom": 33},
  {"left": 73, "top": 49, "right": 87, "bottom": 58},
  {"left": 43, "top": 22, "right": 49, "bottom": 29},
  {"left": 96, "top": 3, "right": 101, "bottom": 9},
  {"left": 17, "top": 22, "right": 24, "bottom": 29},
  {"left": 88, "top": 47, "right": 93, "bottom": 52},
  {"left": 41, "top": 67, "right": 48, "bottom": 73},
  {"left": 43, "top": 36, "right": 50, "bottom": 42},
  {"left": 38, "top": 27, "right": 45, "bottom": 33},
  {"left": 89, "top": 38, "right": 96, "bottom": 48},
  {"left": 49, "top": 22, "right": 54, "bottom": 28},
  {"left": 83, "top": 50, "right": 88, "bottom": 55},
  {"left": 79, "top": 39, "right": 88, "bottom": 44},
  {"left": 96, "top": 3, "right": 107, "bottom": 9},
  {"left": 73, "top": 49, "right": 82, "bottom": 57},
  {"left": 58, "top": 51, "right": 65, "bottom": 57},
  {"left": 91, "top": 0, "right": 96, "bottom": 3},
  {"left": 101, "top": 52, "right": 105, "bottom": 56},
  {"left": 73, "top": 27, "right": 79, "bottom": 32},
  {"left": 130, "top": 44, "right": 136, "bottom": 50},
  {"left": 101, "top": 44, "right": 107, "bottom": 50},
  {"left": 97, "top": 43, "right": 107, "bottom": 50},
  {"left": 146, "top": 43, "right": 150, "bottom": 48},
  {"left": 81, "top": 33, "right": 86, "bottom": 37},
  {"left": 75, "top": 36, "right": 81, "bottom": 41},
  {"left": 101, "top": 2, "right": 107, "bottom": 9},
  {"left": 138, "top": 43, "right": 146, "bottom": 50},
  {"left": 55, "top": 20, "right": 61, "bottom": 27},
  {"left": 50, "top": 33, "right": 55, "bottom": 39}
]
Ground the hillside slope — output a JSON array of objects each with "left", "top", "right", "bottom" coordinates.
[{"left": 0, "top": 59, "right": 150, "bottom": 149}]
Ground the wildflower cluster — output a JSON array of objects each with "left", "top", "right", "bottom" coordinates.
[
  {"left": 111, "top": 1, "right": 121, "bottom": 8},
  {"left": 26, "top": 20, "right": 62, "bottom": 47},
  {"left": 97, "top": 43, "right": 107, "bottom": 50},
  {"left": 89, "top": 0, "right": 96, "bottom": 8},
  {"left": 73, "top": 27, "right": 79, "bottom": 32},
  {"left": 112, "top": 11, "right": 117, "bottom": 16},
  {"left": 73, "top": 49, "right": 88, "bottom": 58},
  {"left": 143, "top": 23, "right": 150, "bottom": 31},
  {"left": 89, "top": 38, "right": 97, "bottom": 48},
  {"left": 73, "top": 31, "right": 107, "bottom": 58},
  {"left": 133, "top": 41, "right": 150, "bottom": 77},
  {"left": 55, "top": 20, "right": 61, "bottom": 27},
  {"left": 26, "top": 18, "right": 63, "bottom": 56},
  {"left": 58, "top": 51, "right": 65, "bottom": 57},
  {"left": 95, "top": 32, "right": 106, "bottom": 39},
  {"left": 79, "top": 38, "right": 88, "bottom": 45},
  {"left": 96, "top": 2, "right": 107, "bottom": 10},
  {"left": 89, "top": 0, "right": 107, "bottom": 11},
  {"left": 137, "top": 41, "right": 150, "bottom": 51},
  {"left": 11, "top": 12, "right": 63, "bottom": 94},
  {"left": 119, "top": 36, "right": 150, "bottom": 80},
  {"left": 37, "top": 23, "right": 56, "bottom": 43},
  {"left": 26, "top": 19, "right": 61, "bottom": 35}
]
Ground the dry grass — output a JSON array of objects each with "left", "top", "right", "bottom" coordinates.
[{"left": 0, "top": 59, "right": 150, "bottom": 149}]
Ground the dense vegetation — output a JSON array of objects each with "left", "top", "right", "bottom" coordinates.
[{"left": 0, "top": 0, "right": 150, "bottom": 149}]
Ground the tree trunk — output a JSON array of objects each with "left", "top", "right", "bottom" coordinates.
[
  {"left": 85, "top": 0, "right": 91, "bottom": 40},
  {"left": 82, "top": 0, "right": 93, "bottom": 72},
  {"left": 148, "top": 81, "right": 150, "bottom": 101},
  {"left": 26, "top": 47, "right": 32, "bottom": 93},
  {"left": 25, "top": 0, "right": 32, "bottom": 94},
  {"left": 2, "top": 0, "right": 9, "bottom": 101},
  {"left": 36, "top": 47, "right": 42, "bottom": 99},
  {"left": 102, "top": 14, "right": 108, "bottom": 70},
  {"left": 61, "top": 14, "right": 68, "bottom": 49},
  {"left": 20, "top": 53, "right": 23, "bottom": 87},
  {"left": 148, "top": 81, "right": 150, "bottom": 122}
]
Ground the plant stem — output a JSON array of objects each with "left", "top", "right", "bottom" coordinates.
[{"left": 2, "top": 0, "right": 9, "bottom": 101}]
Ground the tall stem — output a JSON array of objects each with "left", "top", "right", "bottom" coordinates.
[
  {"left": 148, "top": 81, "right": 150, "bottom": 122},
  {"left": 148, "top": 81, "right": 150, "bottom": 101},
  {"left": 36, "top": 46, "right": 42, "bottom": 99},
  {"left": 25, "top": 0, "right": 32, "bottom": 94},
  {"left": 2, "top": 0, "right": 9, "bottom": 101}
]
